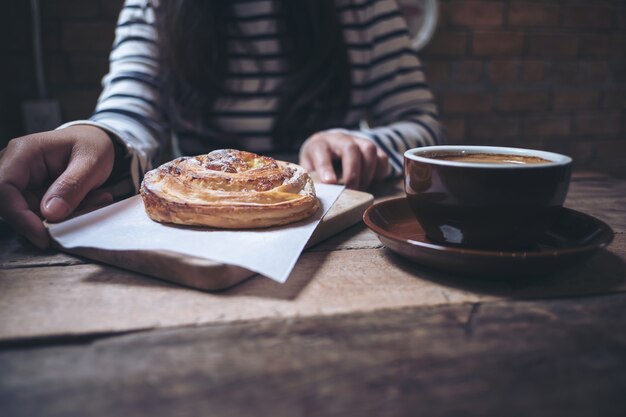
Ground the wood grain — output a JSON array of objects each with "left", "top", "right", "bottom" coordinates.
[
  {"left": 0, "top": 237, "right": 83, "bottom": 268},
  {"left": 44, "top": 188, "right": 374, "bottom": 291},
  {"left": 565, "top": 175, "right": 626, "bottom": 232},
  {"left": 0, "top": 174, "right": 624, "bottom": 343},
  {"left": 0, "top": 173, "right": 625, "bottom": 417},
  {"left": 1, "top": 294, "right": 625, "bottom": 417},
  {"left": 1, "top": 234, "right": 623, "bottom": 342},
  {"left": 2, "top": 174, "right": 623, "bottom": 268}
]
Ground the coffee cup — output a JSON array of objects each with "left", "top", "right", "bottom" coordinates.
[{"left": 404, "top": 146, "right": 572, "bottom": 249}]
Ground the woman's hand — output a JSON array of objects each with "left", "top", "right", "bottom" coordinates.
[
  {"left": 299, "top": 130, "right": 389, "bottom": 190},
  {"left": 0, "top": 125, "right": 116, "bottom": 248}
]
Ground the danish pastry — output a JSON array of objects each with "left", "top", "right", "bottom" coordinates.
[{"left": 140, "top": 149, "right": 320, "bottom": 228}]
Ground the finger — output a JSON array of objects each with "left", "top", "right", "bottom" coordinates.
[
  {"left": 298, "top": 154, "right": 320, "bottom": 182},
  {"left": 23, "top": 190, "right": 42, "bottom": 214},
  {"left": 309, "top": 140, "right": 337, "bottom": 183},
  {"left": 356, "top": 139, "right": 378, "bottom": 190},
  {"left": 374, "top": 148, "right": 390, "bottom": 181},
  {"left": 299, "top": 152, "right": 313, "bottom": 172},
  {"left": 339, "top": 140, "right": 361, "bottom": 189},
  {"left": 41, "top": 154, "right": 101, "bottom": 222},
  {"left": 0, "top": 184, "right": 49, "bottom": 248},
  {"left": 0, "top": 147, "right": 30, "bottom": 192}
]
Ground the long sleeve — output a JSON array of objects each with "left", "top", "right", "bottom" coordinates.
[
  {"left": 341, "top": 0, "right": 444, "bottom": 178},
  {"left": 57, "top": 0, "right": 442, "bottom": 189},
  {"left": 60, "top": 0, "right": 165, "bottom": 191}
]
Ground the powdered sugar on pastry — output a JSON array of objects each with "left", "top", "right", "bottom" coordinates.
[{"left": 140, "top": 149, "right": 319, "bottom": 228}]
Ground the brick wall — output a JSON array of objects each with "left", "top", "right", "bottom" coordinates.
[
  {"left": 1, "top": 0, "right": 624, "bottom": 176},
  {"left": 0, "top": 0, "right": 122, "bottom": 142},
  {"left": 420, "top": 0, "right": 626, "bottom": 177}
]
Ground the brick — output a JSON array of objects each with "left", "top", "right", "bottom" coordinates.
[
  {"left": 563, "top": 141, "right": 596, "bottom": 166},
  {"left": 563, "top": 6, "right": 613, "bottom": 29},
  {"left": 520, "top": 60, "right": 545, "bottom": 83},
  {"left": 488, "top": 60, "right": 517, "bottom": 84},
  {"left": 433, "top": 93, "right": 444, "bottom": 113},
  {"left": 441, "top": 92, "right": 493, "bottom": 114},
  {"left": 454, "top": 60, "right": 484, "bottom": 83},
  {"left": 548, "top": 62, "right": 581, "bottom": 85},
  {"left": 441, "top": 117, "right": 466, "bottom": 142},
  {"left": 574, "top": 113, "right": 621, "bottom": 135},
  {"left": 522, "top": 139, "right": 550, "bottom": 150},
  {"left": 469, "top": 116, "right": 520, "bottom": 139},
  {"left": 619, "top": 11, "right": 626, "bottom": 30},
  {"left": 42, "top": 0, "right": 99, "bottom": 18},
  {"left": 553, "top": 92, "right": 601, "bottom": 110},
  {"left": 523, "top": 115, "right": 571, "bottom": 137},
  {"left": 529, "top": 34, "right": 578, "bottom": 57},
  {"left": 423, "top": 61, "right": 450, "bottom": 84},
  {"left": 464, "top": 135, "right": 538, "bottom": 148},
  {"left": 602, "top": 90, "right": 626, "bottom": 110},
  {"left": 614, "top": 61, "right": 626, "bottom": 83},
  {"left": 472, "top": 31, "right": 525, "bottom": 56},
  {"left": 449, "top": 1, "right": 503, "bottom": 27},
  {"left": 582, "top": 61, "right": 610, "bottom": 84},
  {"left": 579, "top": 34, "right": 612, "bottom": 58},
  {"left": 610, "top": 35, "right": 626, "bottom": 56},
  {"left": 62, "top": 21, "right": 116, "bottom": 52},
  {"left": 498, "top": 91, "right": 549, "bottom": 112},
  {"left": 70, "top": 55, "right": 109, "bottom": 84},
  {"left": 421, "top": 31, "right": 468, "bottom": 57},
  {"left": 595, "top": 140, "right": 626, "bottom": 178},
  {"left": 507, "top": 3, "right": 559, "bottom": 27},
  {"left": 433, "top": 1, "right": 451, "bottom": 29}
]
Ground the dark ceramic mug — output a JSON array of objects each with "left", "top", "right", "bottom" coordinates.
[{"left": 404, "top": 146, "right": 572, "bottom": 249}]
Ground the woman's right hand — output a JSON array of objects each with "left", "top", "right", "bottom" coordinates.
[{"left": 0, "top": 125, "right": 116, "bottom": 248}]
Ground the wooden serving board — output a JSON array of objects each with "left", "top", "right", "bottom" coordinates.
[{"left": 60, "top": 189, "right": 374, "bottom": 291}]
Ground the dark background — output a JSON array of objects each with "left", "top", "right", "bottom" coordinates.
[{"left": 1, "top": 0, "right": 625, "bottom": 177}]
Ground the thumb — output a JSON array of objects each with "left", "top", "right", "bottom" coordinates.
[{"left": 41, "top": 155, "right": 101, "bottom": 222}]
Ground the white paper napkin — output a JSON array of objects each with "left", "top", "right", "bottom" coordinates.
[{"left": 48, "top": 183, "right": 344, "bottom": 283}]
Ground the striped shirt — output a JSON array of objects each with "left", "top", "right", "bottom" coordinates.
[{"left": 62, "top": 0, "right": 443, "bottom": 190}]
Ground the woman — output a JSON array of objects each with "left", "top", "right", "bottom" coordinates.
[{"left": 0, "top": 0, "right": 442, "bottom": 248}]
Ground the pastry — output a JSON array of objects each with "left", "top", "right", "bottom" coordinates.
[{"left": 140, "top": 149, "right": 319, "bottom": 228}]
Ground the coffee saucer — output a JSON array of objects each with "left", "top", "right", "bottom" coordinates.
[{"left": 363, "top": 197, "right": 614, "bottom": 278}]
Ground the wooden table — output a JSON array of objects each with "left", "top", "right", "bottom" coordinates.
[{"left": 1, "top": 173, "right": 625, "bottom": 417}]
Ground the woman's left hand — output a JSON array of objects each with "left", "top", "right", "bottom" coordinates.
[{"left": 299, "top": 130, "right": 389, "bottom": 190}]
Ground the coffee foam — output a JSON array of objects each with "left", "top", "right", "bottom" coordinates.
[{"left": 427, "top": 153, "right": 551, "bottom": 165}]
